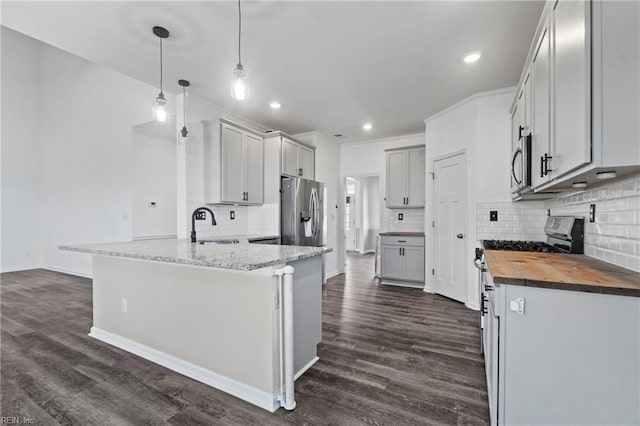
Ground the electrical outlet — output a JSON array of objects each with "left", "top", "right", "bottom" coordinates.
[
  {"left": 230, "top": 210, "right": 235, "bottom": 220},
  {"left": 398, "top": 213, "right": 404, "bottom": 221},
  {"left": 589, "top": 204, "right": 596, "bottom": 222},
  {"left": 195, "top": 211, "right": 207, "bottom": 220},
  {"left": 490, "top": 211, "right": 498, "bottom": 221},
  {"left": 120, "top": 298, "right": 128, "bottom": 313}
]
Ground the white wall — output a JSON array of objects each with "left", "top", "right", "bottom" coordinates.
[
  {"left": 424, "top": 88, "right": 515, "bottom": 309},
  {"left": 1, "top": 28, "right": 176, "bottom": 276},
  {"left": 295, "top": 132, "right": 344, "bottom": 278},
  {"left": 132, "top": 130, "right": 177, "bottom": 239},
  {"left": 341, "top": 133, "right": 425, "bottom": 233},
  {"left": 1, "top": 27, "right": 43, "bottom": 272}
]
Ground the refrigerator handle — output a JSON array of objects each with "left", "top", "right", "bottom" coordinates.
[{"left": 311, "top": 187, "right": 319, "bottom": 240}]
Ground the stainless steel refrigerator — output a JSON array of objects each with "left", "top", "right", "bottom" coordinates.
[{"left": 280, "top": 176, "right": 324, "bottom": 247}]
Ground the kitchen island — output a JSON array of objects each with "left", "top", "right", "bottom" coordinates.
[{"left": 60, "top": 238, "right": 331, "bottom": 412}]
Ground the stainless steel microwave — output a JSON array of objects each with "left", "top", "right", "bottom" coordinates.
[{"left": 511, "top": 132, "right": 532, "bottom": 196}]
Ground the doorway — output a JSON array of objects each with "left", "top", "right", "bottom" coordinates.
[
  {"left": 432, "top": 151, "right": 468, "bottom": 303},
  {"left": 343, "top": 175, "right": 382, "bottom": 261},
  {"left": 131, "top": 118, "right": 177, "bottom": 240}
]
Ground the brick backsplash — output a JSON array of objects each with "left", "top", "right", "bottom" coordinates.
[
  {"left": 386, "top": 208, "right": 425, "bottom": 232},
  {"left": 546, "top": 173, "right": 640, "bottom": 272},
  {"left": 476, "top": 201, "right": 548, "bottom": 242}
]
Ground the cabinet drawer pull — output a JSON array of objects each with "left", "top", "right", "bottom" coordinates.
[{"left": 397, "top": 240, "right": 407, "bottom": 243}]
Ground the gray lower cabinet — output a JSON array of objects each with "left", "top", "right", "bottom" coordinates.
[
  {"left": 380, "top": 236, "right": 424, "bottom": 287},
  {"left": 485, "top": 272, "right": 640, "bottom": 425}
]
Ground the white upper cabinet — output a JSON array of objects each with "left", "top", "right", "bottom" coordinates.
[
  {"left": 511, "top": 0, "right": 640, "bottom": 192},
  {"left": 280, "top": 137, "right": 315, "bottom": 180},
  {"left": 205, "top": 120, "right": 264, "bottom": 205},
  {"left": 385, "top": 146, "right": 426, "bottom": 208},
  {"left": 552, "top": 0, "right": 591, "bottom": 177}
]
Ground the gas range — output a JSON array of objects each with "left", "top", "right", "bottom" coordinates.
[{"left": 482, "top": 240, "right": 563, "bottom": 253}]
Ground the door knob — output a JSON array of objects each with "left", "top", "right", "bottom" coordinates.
[{"left": 456, "top": 233, "right": 464, "bottom": 239}]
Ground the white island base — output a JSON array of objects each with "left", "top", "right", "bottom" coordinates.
[{"left": 88, "top": 254, "right": 322, "bottom": 412}]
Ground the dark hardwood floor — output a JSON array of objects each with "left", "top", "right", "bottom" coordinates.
[{"left": 1, "top": 253, "right": 488, "bottom": 425}]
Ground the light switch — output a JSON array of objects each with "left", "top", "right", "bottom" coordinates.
[{"left": 509, "top": 298, "right": 525, "bottom": 315}]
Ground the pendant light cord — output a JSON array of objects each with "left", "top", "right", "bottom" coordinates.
[
  {"left": 238, "top": 0, "right": 242, "bottom": 65},
  {"left": 159, "top": 37, "right": 164, "bottom": 94},
  {"left": 183, "top": 86, "right": 187, "bottom": 124}
]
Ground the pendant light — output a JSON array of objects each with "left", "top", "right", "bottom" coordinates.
[
  {"left": 152, "top": 26, "right": 170, "bottom": 122},
  {"left": 231, "top": 0, "right": 249, "bottom": 100},
  {"left": 178, "top": 79, "right": 190, "bottom": 143}
]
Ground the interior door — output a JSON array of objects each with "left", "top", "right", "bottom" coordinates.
[
  {"left": 244, "top": 133, "right": 264, "bottom": 204},
  {"left": 386, "top": 151, "right": 407, "bottom": 207},
  {"left": 221, "top": 123, "right": 244, "bottom": 203},
  {"left": 433, "top": 152, "right": 468, "bottom": 303},
  {"left": 407, "top": 148, "right": 425, "bottom": 207}
]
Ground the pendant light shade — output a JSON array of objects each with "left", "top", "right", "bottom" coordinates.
[
  {"left": 231, "top": 0, "right": 249, "bottom": 100},
  {"left": 231, "top": 63, "right": 248, "bottom": 101},
  {"left": 178, "top": 79, "right": 190, "bottom": 143},
  {"left": 152, "top": 26, "right": 170, "bottom": 122}
]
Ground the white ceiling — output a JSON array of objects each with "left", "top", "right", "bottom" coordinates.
[{"left": 1, "top": 1, "right": 544, "bottom": 142}]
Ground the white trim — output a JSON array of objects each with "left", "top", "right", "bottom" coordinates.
[
  {"left": 294, "top": 356, "right": 319, "bottom": 381},
  {"left": 339, "top": 132, "right": 425, "bottom": 147},
  {"left": 326, "top": 269, "right": 344, "bottom": 279},
  {"left": 88, "top": 327, "right": 280, "bottom": 413},
  {"left": 380, "top": 279, "right": 425, "bottom": 289},
  {"left": 466, "top": 301, "right": 480, "bottom": 311},
  {"left": 44, "top": 265, "right": 93, "bottom": 279},
  {"left": 0, "top": 266, "right": 42, "bottom": 273},
  {"left": 424, "top": 87, "right": 516, "bottom": 124}
]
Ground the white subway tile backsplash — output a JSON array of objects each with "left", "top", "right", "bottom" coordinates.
[
  {"left": 546, "top": 173, "right": 640, "bottom": 272},
  {"left": 385, "top": 208, "right": 424, "bottom": 232},
  {"left": 476, "top": 173, "right": 640, "bottom": 272}
]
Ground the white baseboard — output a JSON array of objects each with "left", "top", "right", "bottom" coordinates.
[
  {"left": 380, "top": 279, "right": 424, "bottom": 289},
  {"left": 466, "top": 301, "right": 480, "bottom": 311},
  {"left": 0, "top": 266, "right": 41, "bottom": 274},
  {"left": 89, "top": 327, "right": 279, "bottom": 413},
  {"left": 294, "top": 356, "right": 319, "bottom": 381},
  {"left": 326, "top": 269, "right": 344, "bottom": 279},
  {"left": 44, "top": 265, "right": 93, "bottom": 279}
]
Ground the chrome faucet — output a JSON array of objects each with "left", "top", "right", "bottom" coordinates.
[{"left": 191, "top": 207, "right": 217, "bottom": 243}]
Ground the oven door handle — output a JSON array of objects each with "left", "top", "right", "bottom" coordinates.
[{"left": 473, "top": 258, "right": 486, "bottom": 272}]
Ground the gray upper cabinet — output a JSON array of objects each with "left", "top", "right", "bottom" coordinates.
[
  {"left": 512, "top": 0, "right": 640, "bottom": 193},
  {"left": 385, "top": 146, "right": 425, "bottom": 208},
  {"left": 281, "top": 137, "right": 315, "bottom": 180},
  {"left": 205, "top": 120, "right": 264, "bottom": 205}
]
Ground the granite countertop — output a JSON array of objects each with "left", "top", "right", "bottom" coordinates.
[
  {"left": 484, "top": 250, "right": 640, "bottom": 297},
  {"left": 379, "top": 232, "right": 425, "bottom": 237},
  {"left": 60, "top": 238, "right": 331, "bottom": 272}
]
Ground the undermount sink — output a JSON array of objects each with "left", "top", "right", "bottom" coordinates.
[{"left": 198, "top": 238, "right": 240, "bottom": 245}]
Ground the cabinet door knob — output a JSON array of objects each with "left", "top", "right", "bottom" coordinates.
[{"left": 456, "top": 233, "right": 464, "bottom": 239}]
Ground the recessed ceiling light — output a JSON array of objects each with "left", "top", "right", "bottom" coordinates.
[
  {"left": 463, "top": 52, "right": 481, "bottom": 64},
  {"left": 363, "top": 123, "right": 372, "bottom": 131},
  {"left": 572, "top": 182, "right": 588, "bottom": 189},
  {"left": 269, "top": 101, "right": 281, "bottom": 109}
]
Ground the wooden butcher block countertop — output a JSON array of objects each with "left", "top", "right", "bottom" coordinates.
[{"left": 484, "top": 250, "right": 640, "bottom": 297}]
